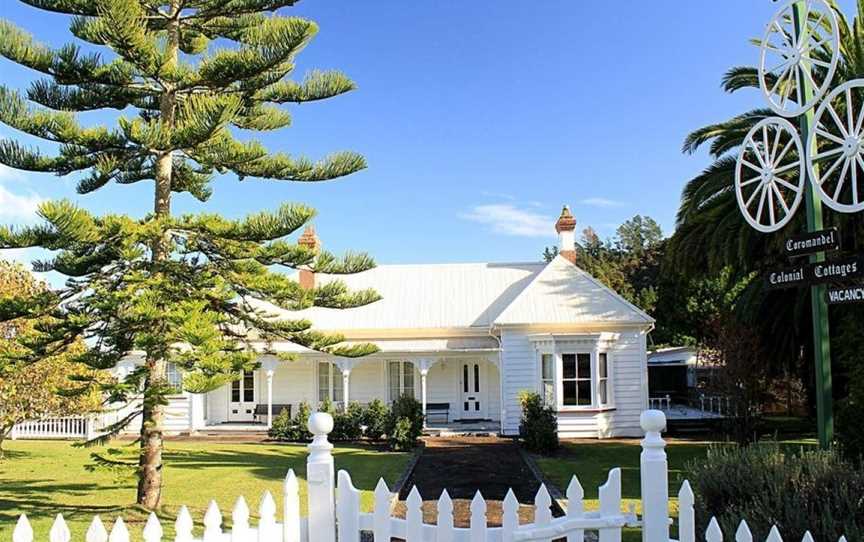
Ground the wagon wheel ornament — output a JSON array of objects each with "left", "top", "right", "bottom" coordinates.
[
  {"left": 759, "top": 0, "right": 839, "bottom": 117},
  {"left": 735, "top": 117, "right": 806, "bottom": 233},
  {"left": 806, "top": 79, "right": 864, "bottom": 212}
]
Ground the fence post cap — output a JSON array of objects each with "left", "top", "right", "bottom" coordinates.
[
  {"left": 640, "top": 409, "right": 666, "bottom": 433},
  {"left": 308, "top": 412, "right": 334, "bottom": 436}
]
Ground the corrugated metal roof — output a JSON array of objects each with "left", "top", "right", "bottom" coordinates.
[
  {"left": 252, "top": 262, "right": 544, "bottom": 331},
  {"left": 493, "top": 255, "right": 654, "bottom": 325},
  {"left": 251, "top": 256, "right": 652, "bottom": 332}
]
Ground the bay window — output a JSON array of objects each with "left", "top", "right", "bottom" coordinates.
[
  {"left": 598, "top": 353, "right": 609, "bottom": 406},
  {"left": 541, "top": 354, "right": 555, "bottom": 406},
  {"left": 536, "top": 347, "right": 613, "bottom": 409},
  {"left": 562, "top": 353, "right": 592, "bottom": 406}
]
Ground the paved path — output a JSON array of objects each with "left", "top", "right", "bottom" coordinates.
[{"left": 394, "top": 436, "right": 561, "bottom": 527}]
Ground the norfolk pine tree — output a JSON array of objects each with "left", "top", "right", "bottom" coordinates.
[{"left": 0, "top": 0, "right": 380, "bottom": 508}]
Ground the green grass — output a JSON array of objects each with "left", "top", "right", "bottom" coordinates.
[
  {"left": 535, "top": 435, "right": 818, "bottom": 542},
  {"left": 0, "top": 440, "right": 411, "bottom": 541}
]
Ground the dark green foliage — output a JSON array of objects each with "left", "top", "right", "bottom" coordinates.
[
  {"left": 518, "top": 391, "right": 558, "bottom": 455},
  {"left": 331, "top": 401, "right": 364, "bottom": 442},
  {"left": 388, "top": 417, "right": 415, "bottom": 452},
  {"left": 268, "top": 401, "right": 312, "bottom": 442},
  {"left": 687, "top": 444, "right": 864, "bottom": 541},
  {"left": 386, "top": 395, "right": 423, "bottom": 450},
  {"left": 362, "top": 398, "right": 388, "bottom": 441}
]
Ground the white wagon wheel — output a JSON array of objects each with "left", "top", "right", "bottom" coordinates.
[
  {"left": 759, "top": 0, "right": 839, "bottom": 117},
  {"left": 806, "top": 79, "right": 864, "bottom": 213},
  {"left": 735, "top": 117, "right": 806, "bottom": 233}
]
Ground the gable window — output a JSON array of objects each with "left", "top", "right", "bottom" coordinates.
[
  {"left": 318, "top": 362, "right": 343, "bottom": 402},
  {"left": 541, "top": 354, "right": 555, "bottom": 406},
  {"left": 562, "top": 353, "right": 592, "bottom": 406},
  {"left": 389, "top": 361, "right": 415, "bottom": 400}
]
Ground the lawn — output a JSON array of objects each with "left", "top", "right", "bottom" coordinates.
[
  {"left": 534, "top": 434, "right": 818, "bottom": 542},
  {"left": 0, "top": 439, "right": 411, "bottom": 542}
]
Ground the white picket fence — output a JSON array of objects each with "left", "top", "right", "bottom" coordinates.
[
  {"left": 9, "top": 416, "right": 96, "bottom": 440},
  {"left": 9, "top": 410, "right": 847, "bottom": 542}
]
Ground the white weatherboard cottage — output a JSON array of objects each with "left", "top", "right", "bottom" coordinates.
[{"left": 92, "top": 206, "right": 653, "bottom": 440}]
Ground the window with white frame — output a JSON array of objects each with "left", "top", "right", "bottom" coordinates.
[
  {"left": 166, "top": 362, "right": 184, "bottom": 393},
  {"left": 388, "top": 361, "right": 415, "bottom": 400},
  {"left": 318, "top": 362, "right": 343, "bottom": 402},
  {"left": 562, "top": 353, "right": 592, "bottom": 406},
  {"left": 540, "top": 354, "right": 555, "bottom": 406},
  {"left": 598, "top": 353, "right": 610, "bottom": 405}
]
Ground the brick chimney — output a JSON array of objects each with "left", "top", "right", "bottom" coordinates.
[
  {"left": 298, "top": 225, "right": 320, "bottom": 289},
  {"left": 555, "top": 206, "right": 577, "bottom": 264}
]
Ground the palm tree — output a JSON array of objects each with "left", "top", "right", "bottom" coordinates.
[{"left": 668, "top": 1, "right": 864, "bottom": 402}]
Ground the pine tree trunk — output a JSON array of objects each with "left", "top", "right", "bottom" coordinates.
[{"left": 137, "top": 0, "right": 180, "bottom": 509}]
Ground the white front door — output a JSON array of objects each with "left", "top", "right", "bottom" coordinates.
[
  {"left": 228, "top": 370, "right": 256, "bottom": 422},
  {"left": 459, "top": 362, "right": 486, "bottom": 419}
]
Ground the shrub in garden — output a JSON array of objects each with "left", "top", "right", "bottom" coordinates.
[
  {"left": 386, "top": 395, "right": 424, "bottom": 449},
  {"left": 518, "top": 390, "right": 558, "bottom": 454},
  {"left": 331, "top": 402, "right": 364, "bottom": 441},
  {"left": 687, "top": 443, "right": 864, "bottom": 541},
  {"left": 268, "top": 401, "right": 313, "bottom": 442},
  {"left": 362, "top": 399, "right": 389, "bottom": 441}
]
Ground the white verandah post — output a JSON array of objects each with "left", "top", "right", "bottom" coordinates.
[
  {"left": 335, "top": 358, "right": 357, "bottom": 412},
  {"left": 415, "top": 358, "right": 433, "bottom": 428},
  {"left": 639, "top": 410, "right": 669, "bottom": 542},
  {"left": 306, "top": 412, "right": 336, "bottom": 542},
  {"left": 262, "top": 357, "right": 279, "bottom": 429}
]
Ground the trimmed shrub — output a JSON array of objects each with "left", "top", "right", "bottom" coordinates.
[
  {"left": 518, "top": 390, "right": 558, "bottom": 454},
  {"left": 687, "top": 443, "right": 864, "bottom": 541},
  {"left": 388, "top": 417, "right": 415, "bottom": 451},
  {"left": 268, "top": 401, "right": 313, "bottom": 442},
  {"left": 386, "top": 395, "right": 423, "bottom": 449},
  {"left": 332, "top": 402, "right": 364, "bottom": 441},
  {"left": 362, "top": 398, "right": 389, "bottom": 441}
]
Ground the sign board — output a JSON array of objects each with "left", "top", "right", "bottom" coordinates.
[
  {"left": 785, "top": 228, "right": 840, "bottom": 257},
  {"left": 765, "top": 256, "right": 863, "bottom": 289},
  {"left": 827, "top": 283, "right": 864, "bottom": 305}
]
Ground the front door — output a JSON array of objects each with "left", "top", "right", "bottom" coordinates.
[
  {"left": 460, "top": 362, "right": 485, "bottom": 419},
  {"left": 228, "top": 370, "right": 256, "bottom": 422}
]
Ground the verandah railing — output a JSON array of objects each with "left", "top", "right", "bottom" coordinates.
[{"left": 9, "top": 410, "right": 846, "bottom": 542}]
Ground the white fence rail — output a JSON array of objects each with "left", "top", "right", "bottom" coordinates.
[
  {"left": 9, "top": 416, "right": 96, "bottom": 440},
  {"left": 9, "top": 410, "right": 846, "bottom": 542}
]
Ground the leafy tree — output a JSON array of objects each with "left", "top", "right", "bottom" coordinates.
[
  {"left": 0, "top": 0, "right": 378, "bottom": 508},
  {"left": 0, "top": 260, "right": 101, "bottom": 458},
  {"left": 667, "top": 2, "right": 864, "bottom": 425},
  {"left": 615, "top": 215, "right": 663, "bottom": 255}
]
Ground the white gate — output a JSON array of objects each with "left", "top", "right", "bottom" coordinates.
[{"left": 9, "top": 410, "right": 847, "bottom": 542}]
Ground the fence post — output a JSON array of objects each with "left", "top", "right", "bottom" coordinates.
[
  {"left": 86, "top": 415, "right": 97, "bottom": 441},
  {"left": 306, "top": 412, "right": 335, "bottom": 542},
  {"left": 639, "top": 410, "right": 668, "bottom": 542}
]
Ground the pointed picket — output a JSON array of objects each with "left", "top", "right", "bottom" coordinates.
[
  {"left": 534, "top": 484, "right": 552, "bottom": 525},
  {"left": 203, "top": 500, "right": 222, "bottom": 542},
  {"left": 766, "top": 526, "right": 784, "bottom": 542},
  {"left": 598, "top": 468, "right": 622, "bottom": 542},
  {"left": 50, "top": 514, "right": 71, "bottom": 542},
  {"left": 735, "top": 520, "right": 753, "bottom": 542},
  {"left": 174, "top": 506, "right": 194, "bottom": 542},
  {"left": 838, "top": 537, "right": 848, "bottom": 542},
  {"left": 678, "top": 481, "right": 695, "bottom": 542},
  {"left": 373, "top": 478, "right": 392, "bottom": 542},
  {"left": 337, "top": 470, "right": 361, "bottom": 542},
  {"left": 470, "top": 491, "right": 487, "bottom": 542},
  {"left": 801, "top": 532, "right": 814, "bottom": 542},
  {"left": 232, "top": 496, "right": 250, "bottom": 542},
  {"left": 705, "top": 518, "right": 723, "bottom": 542},
  {"left": 501, "top": 489, "right": 519, "bottom": 542},
  {"left": 13, "top": 514, "right": 33, "bottom": 542},
  {"left": 86, "top": 516, "right": 109, "bottom": 542},
  {"left": 566, "top": 476, "right": 584, "bottom": 542},
  {"left": 258, "top": 491, "right": 277, "bottom": 542},
  {"left": 143, "top": 513, "right": 163, "bottom": 542},
  {"left": 406, "top": 486, "right": 424, "bottom": 542},
  {"left": 436, "top": 490, "right": 454, "bottom": 542},
  {"left": 108, "top": 517, "right": 130, "bottom": 542},
  {"left": 283, "top": 470, "right": 301, "bottom": 542}
]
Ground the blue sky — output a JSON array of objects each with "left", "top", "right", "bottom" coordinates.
[{"left": 0, "top": 0, "right": 859, "bottom": 273}]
